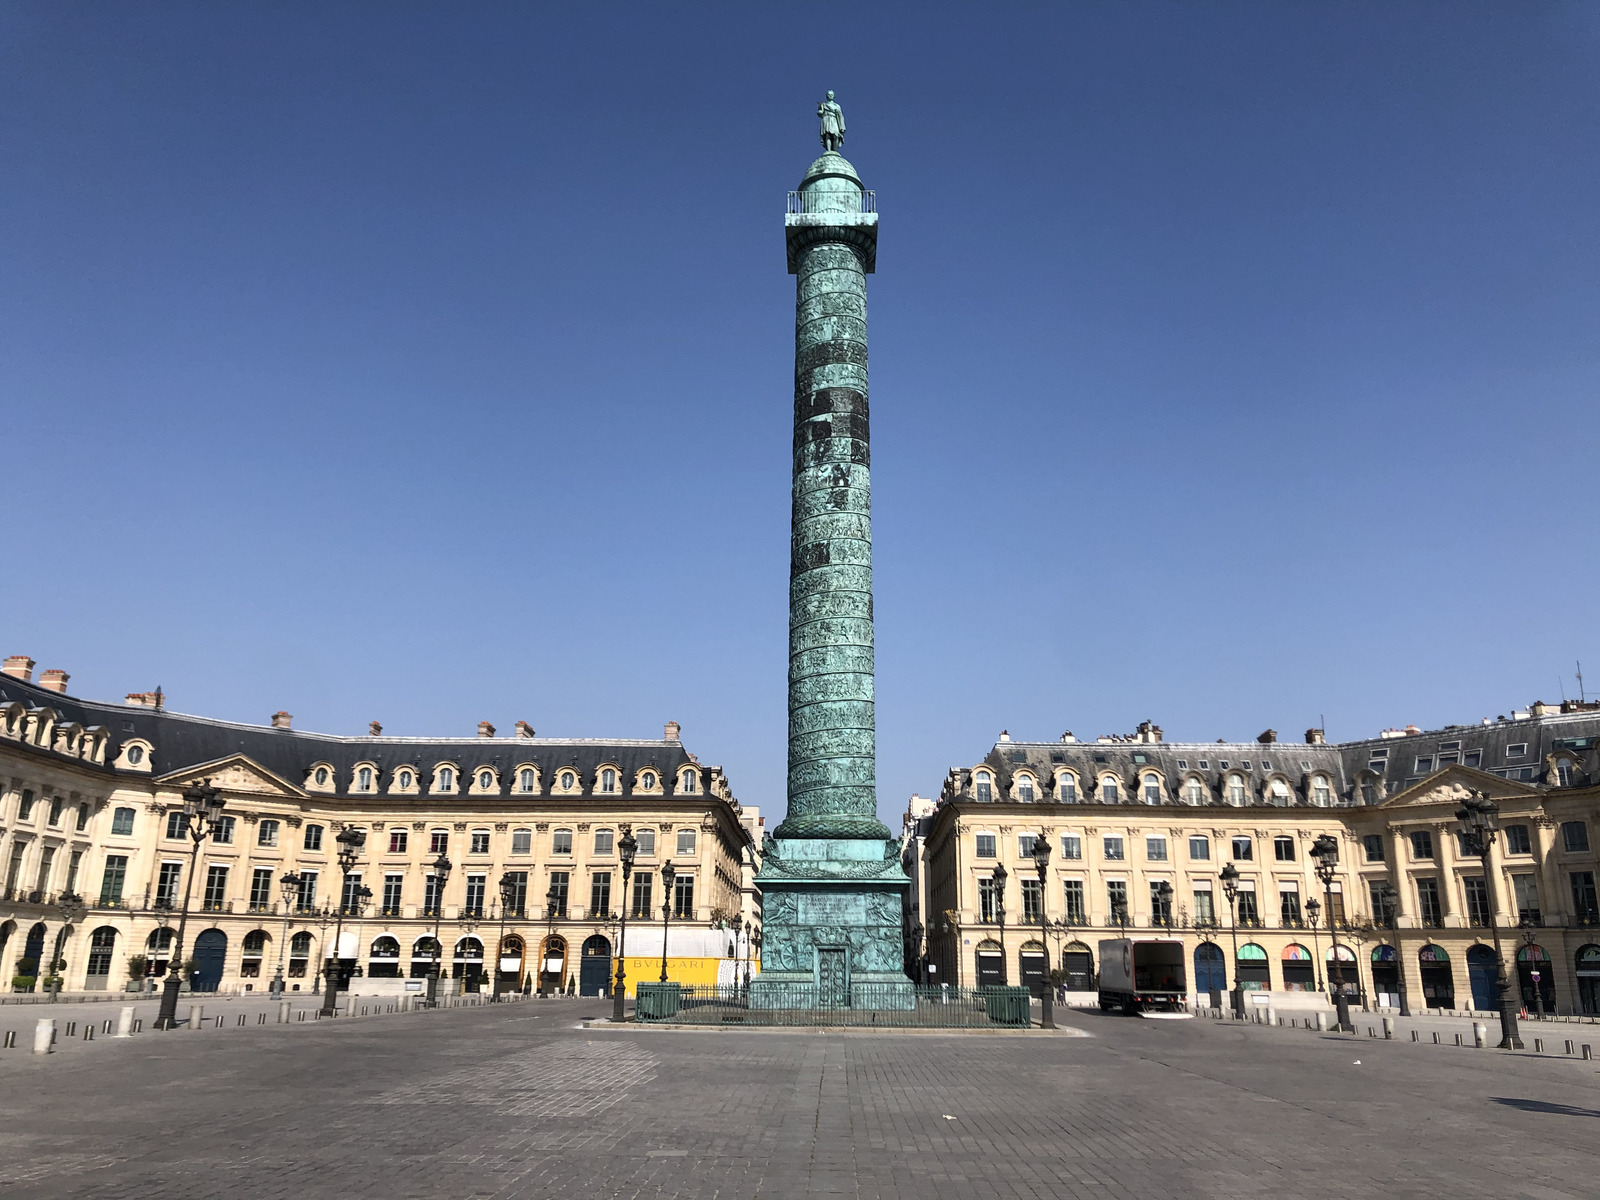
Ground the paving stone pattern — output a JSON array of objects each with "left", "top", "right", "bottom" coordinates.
[{"left": 0, "top": 998, "right": 1597, "bottom": 1199}]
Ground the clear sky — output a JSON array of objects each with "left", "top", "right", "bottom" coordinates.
[{"left": 3, "top": 3, "right": 1597, "bottom": 827}]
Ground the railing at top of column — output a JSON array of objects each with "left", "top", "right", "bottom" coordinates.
[{"left": 787, "top": 191, "right": 876, "bottom": 215}]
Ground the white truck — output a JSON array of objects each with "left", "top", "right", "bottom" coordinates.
[{"left": 1097, "top": 938, "right": 1189, "bottom": 1015}]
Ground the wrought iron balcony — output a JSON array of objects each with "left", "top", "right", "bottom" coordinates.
[{"left": 786, "top": 190, "right": 876, "bottom": 215}]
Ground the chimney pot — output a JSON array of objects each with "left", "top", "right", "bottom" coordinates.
[
  {"left": 664, "top": 720, "right": 681, "bottom": 741},
  {"left": 1305, "top": 728, "right": 1325, "bottom": 744},
  {"left": 271, "top": 711, "right": 293, "bottom": 730},
  {"left": 998, "top": 730, "right": 1010, "bottom": 742},
  {"left": 38, "top": 669, "right": 70, "bottom": 694},
  {"left": 369, "top": 721, "right": 383, "bottom": 737},
  {"left": 515, "top": 721, "right": 535, "bottom": 739},
  {"left": 125, "top": 691, "right": 160, "bottom": 708},
  {"left": 2, "top": 656, "right": 34, "bottom": 682},
  {"left": 1257, "top": 729, "right": 1277, "bottom": 744},
  {"left": 477, "top": 721, "right": 496, "bottom": 739}
]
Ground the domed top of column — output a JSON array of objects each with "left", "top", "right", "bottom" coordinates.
[{"left": 799, "top": 150, "right": 863, "bottom": 193}]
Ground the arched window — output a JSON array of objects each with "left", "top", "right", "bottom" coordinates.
[
  {"left": 289, "top": 932, "right": 312, "bottom": 977},
  {"left": 439, "top": 768, "right": 455, "bottom": 791},
  {"left": 1017, "top": 775, "right": 1035, "bottom": 802},
  {"left": 398, "top": 770, "right": 413, "bottom": 790},
  {"left": 86, "top": 927, "right": 117, "bottom": 978},
  {"left": 314, "top": 767, "right": 329, "bottom": 786},
  {"left": 1227, "top": 775, "right": 1245, "bottom": 804},
  {"left": 127, "top": 745, "right": 144, "bottom": 765},
  {"left": 1143, "top": 774, "right": 1161, "bottom": 804},
  {"left": 1558, "top": 758, "right": 1574, "bottom": 787},
  {"left": 111, "top": 806, "right": 136, "bottom": 835},
  {"left": 679, "top": 770, "right": 697, "bottom": 794},
  {"left": 242, "top": 930, "right": 268, "bottom": 955},
  {"left": 560, "top": 770, "right": 576, "bottom": 790},
  {"left": 478, "top": 770, "right": 493, "bottom": 790},
  {"left": 1185, "top": 778, "right": 1205, "bottom": 805},
  {"left": 601, "top": 768, "right": 617, "bottom": 794},
  {"left": 518, "top": 768, "right": 535, "bottom": 792},
  {"left": 1312, "top": 775, "right": 1331, "bottom": 806},
  {"left": 358, "top": 767, "right": 373, "bottom": 791},
  {"left": 975, "top": 771, "right": 992, "bottom": 802},
  {"left": 642, "top": 771, "right": 657, "bottom": 790},
  {"left": 412, "top": 936, "right": 439, "bottom": 959},
  {"left": 370, "top": 935, "right": 400, "bottom": 958},
  {"left": 511, "top": 828, "right": 532, "bottom": 855},
  {"left": 1058, "top": 774, "right": 1076, "bottom": 803},
  {"left": 454, "top": 937, "right": 484, "bottom": 960},
  {"left": 1101, "top": 777, "right": 1119, "bottom": 804},
  {"left": 1270, "top": 779, "right": 1290, "bottom": 806}
]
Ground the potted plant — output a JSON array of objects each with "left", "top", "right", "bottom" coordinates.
[
  {"left": 125, "top": 954, "right": 148, "bottom": 992},
  {"left": 12, "top": 956, "right": 38, "bottom": 993}
]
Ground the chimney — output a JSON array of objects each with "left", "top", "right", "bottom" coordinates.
[
  {"left": 2, "top": 656, "right": 34, "bottom": 682},
  {"left": 1060, "top": 731, "right": 1076, "bottom": 743},
  {"left": 1305, "top": 728, "right": 1324, "bottom": 745},
  {"left": 1257, "top": 729, "right": 1277, "bottom": 744},
  {"left": 368, "top": 721, "right": 383, "bottom": 736},
  {"left": 998, "top": 730, "right": 1010, "bottom": 742},
  {"left": 515, "top": 721, "right": 535, "bottom": 738},
  {"left": 477, "top": 721, "right": 496, "bottom": 739},
  {"left": 38, "top": 669, "right": 70, "bottom": 694},
  {"left": 271, "top": 711, "right": 293, "bottom": 729},
  {"left": 1137, "top": 720, "right": 1164, "bottom": 744},
  {"left": 1530, "top": 700, "right": 1552, "bottom": 717},
  {"left": 125, "top": 691, "right": 160, "bottom": 708},
  {"left": 664, "top": 720, "right": 681, "bottom": 741},
  {"left": 1404, "top": 724, "right": 1421, "bottom": 735}
]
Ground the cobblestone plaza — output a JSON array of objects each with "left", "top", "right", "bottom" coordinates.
[{"left": 1, "top": 1001, "right": 1597, "bottom": 1198}]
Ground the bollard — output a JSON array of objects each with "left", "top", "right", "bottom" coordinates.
[
  {"left": 297, "top": 1011, "right": 306, "bottom": 1021},
  {"left": 1566, "top": 1039, "right": 1575, "bottom": 1055},
  {"left": 84, "top": 1026, "right": 94, "bottom": 1041},
  {"left": 188, "top": 1004, "right": 204, "bottom": 1031},
  {"left": 1584, "top": 1045, "right": 1593, "bottom": 1060},
  {"left": 1473, "top": 1023, "right": 1487, "bottom": 1048},
  {"left": 1432, "top": 1032, "right": 1440, "bottom": 1044},
  {"left": 278, "top": 999, "right": 292, "bottom": 1025},
  {"left": 133, "top": 1018, "right": 143, "bottom": 1033},
  {"left": 116, "top": 1006, "right": 136, "bottom": 1038},
  {"left": 1535, "top": 1038, "right": 1544, "bottom": 1053},
  {"left": 65, "top": 1022, "right": 76, "bottom": 1037},
  {"left": 33, "top": 1019, "right": 55, "bottom": 1055},
  {"left": 102, "top": 1019, "right": 113, "bottom": 1034},
  {"left": 1316, "top": 1012, "right": 1327, "bottom": 1032},
  {"left": 237, "top": 1014, "right": 245, "bottom": 1027},
  {"left": 2, "top": 1031, "right": 14, "bottom": 1049},
  {"left": 258, "top": 1012, "right": 266, "bottom": 1024},
  {"left": 1367, "top": 1026, "right": 1374, "bottom": 1037}
]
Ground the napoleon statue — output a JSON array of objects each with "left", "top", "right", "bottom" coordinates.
[{"left": 817, "top": 90, "right": 845, "bottom": 152}]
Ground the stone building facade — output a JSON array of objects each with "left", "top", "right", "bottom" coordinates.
[
  {"left": 0, "top": 656, "right": 752, "bottom": 998},
  {"left": 922, "top": 706, "right": 1600, "bottom": 1015}
]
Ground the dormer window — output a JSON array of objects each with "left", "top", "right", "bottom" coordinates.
[
  {"left": 642, "top": 771, "right": 657, "bottom": 790},
  {"left": 1270, "top": 779, "right": 1290, "bottom": 806},
  {"left": 518, "top": 768, "right": 536, "bottom": 793},
  {"left": 601, "top": 768, "right": 618, "bottom": 794},
  {"left": 975, "top": 771, "right": 992, "bottom": 802},
  {"left": 1017, "top": 776, "right": 1035, "bottom": 802},
  {"left": 560, "top": 770, "right": 577, "bottom": 790},
  {"left": 398, "top": 770, "right": 413, "bottom": 790},
  {"left": 127, "top": 746, "right": 144, "bottom": 766},
  {"left": 1101, "top": 777, "right": 1119, "bottom": 804},
  {"left": 478, "top": 770, "right": 493, "bottom": 790},
  {"left": 439, "top": 768, "right": 455, "bottom": 791},
  {"left": 1557, "top": 758, "right": 1574, "bottom": 787},
  {"left": 1143, "top": 774, "right": 1160, "bottom": 804},
  {"left": 1185, "top": 778, "right": 1205, "bottom": 805},
  {"left": 357, "top": 767, "right": 373, "bottom": 791},
  {"left": 1227, "top": 775, "right": 1245, "bottom": 804},
  {"left": 1057, "top": 774, "right": 1076, "bottom": 802},
  {"left": 679, "top": 770, "right": 697, "bottom": 794},
  {"left": 1312, "top": 776, "right": 1331, "bottom": 806},
  {"left": 314, "top": 767, "right": 329, "bottom": 786}
]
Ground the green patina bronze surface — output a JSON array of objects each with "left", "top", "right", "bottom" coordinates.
[{"left": 754, "top": 97, "right": 910, "bottom": 1006}]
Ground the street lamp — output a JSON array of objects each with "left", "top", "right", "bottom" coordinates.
[
  {"left": 1154, "top": 880, "right": 1174, "bottom": 928},
  {"left": 425, "top": 852, "right": 452, "bottom": 1008},
  {"left": 612, "top": 824, "right": 638, "bottom": 1021},
  {"left": 658, "top": 859, "right": 676, "bottom": 983},
  {"left": 1310, "top": 833, "right": 1354, "bottom": 1033},
  {"left": 991, "top": 862, "right": 1008, "bottom": 987},
  {"left": 1305, "top": 896, "right": 1325, "bottom": 991},
  {"left": 1456, "top": 791, "right": 1522, "bottom": 1049},
  {"left": 1029, "top": 831, "right": 1055, "bottom": 1029},
  {"left": 321, "top": 828, "right": 368, "bottom": 1016},
  {"left": 494, "top": 872, "right": 519, "bottom": 1002},
  {"left": 156, "top": 781, "right": 227, "bottom": 1030},
  {"left": 271, "top": 870, "right": 302, "bottom": 999},
  {"left": 1377, "top": 881, "right": 1411, "bottom": 1017},
  {"left": 543, "top": 882, "right": 562, "bottom": 995},
  {"left": 1522, "top": 928, "right": 1545, "bottom": 1021},
  {"left": 1220, "top": 861, "right": 1243, "bottom": 1016}
]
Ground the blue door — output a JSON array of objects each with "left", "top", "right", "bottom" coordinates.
[
  {"left": 1194, "top": 944, "right": 1226, "bottom": 996},
  {"left": 578, "top": 936, "right": 611, "bottom": 997},
  {"left": 193, "top": 929, "right": 227, "bottom": 992},
  {"left": 1466, "top": 945, "right": 1498, "bottom": 1012}
]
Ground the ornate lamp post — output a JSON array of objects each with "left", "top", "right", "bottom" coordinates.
[
  {"left": 425, "top": 851, "right": 452, "bottom": 1008},
  {"left": 1310, "top": 833, "right": 1354, "bottom": 1033},
  {"left": 493, "top": 872, "right": 518, "bottom": 1002},
  {"left": 1305, "top": 896, "right": 1324, "bottom": 991},
  {"left": 612, "top": 824, "right": 638, "bottom": 1021},
  {"left": 1154, "top": 880, "right": 1174, "bottom": 928},
  {"left": 658, "top": 859, "right": 676, "bottom": 983},
  {"left": 1521, "top": 928, "right": 1545, "bottom": 1021},
  {"left": 156, "top": 781, "right": 227, "bottom": 1030},
  {"left": 1456, "top": 790, "right": 1522, "bottom": 1048},
  {"left": 1220, "top": 861, "right": 1243, "bottom": 1016},
  {"left": 1377, "top": 881, "right": 1410, "bottom": 1016},
  {"left": 543, "top": 882, "right": 561, "bottom": 994},
  {"left": 320, "top": 828, "right": 368, "bottom": 1016},
  {"left": 1029, "top": 832, "right": 1055, "bottom": 1029},
  {"left": 270, "top": 870, "right": 301, "bottom": 999},
  {"left": 991, "top": 862, "right": 1008, "bottom": 986}
]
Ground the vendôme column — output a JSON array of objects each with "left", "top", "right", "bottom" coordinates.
[{"left": 756, "top": 95, "right": 910, "bottom": 1006}]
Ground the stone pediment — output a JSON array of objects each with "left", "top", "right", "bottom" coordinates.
[
  {"left": 155, "top": 754, "right": 307, "bottom": 799},
  {"left": 1378, "top": 764, "right": 1540, "bottom": 809}
]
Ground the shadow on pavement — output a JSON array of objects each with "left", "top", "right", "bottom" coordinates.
[{"left": 1493, "top": 1097, "right": 1600, "bottom": 1118}]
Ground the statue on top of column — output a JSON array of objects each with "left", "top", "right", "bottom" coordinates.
[{"left": 817, "top": 91, "right": 846, "bottom": 152}]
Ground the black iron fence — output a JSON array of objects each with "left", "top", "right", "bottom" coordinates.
[{"left": 634, "top": 982, "right": 1032, "bottom": 1028}]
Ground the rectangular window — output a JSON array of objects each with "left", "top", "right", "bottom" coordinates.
[
  {"left": 1369, "top": 881, "right": 1395, "bottom": 925},
  {"left": 1059, "top": 834, "right": 1081, "bottom": 860},
  {"left": 631, "top": 871, "right": 653, "bottom": 919},
  {"left": 34, "top": 846, "right": 54, "bottom": 894},
  {"left": 1463, "top": 877, "right": 1490, "bottom": 927},
  {"left": 975, "top": 834, "right": 996, "bottom": 858},
  {"left": 1414, "top": 756, "right": 1434, "bottom": 774},
  {"left": 382, "top": 873, "right": 404, "bottom": 917},
  {"left": 64, "top": 849, "right": 81, "bottom": 896},
  {"left": 18, "top": 789, "right": 35, "bottom": 821},
  {"left": 635, "top": 829, "right": 656, "bottom": 856},
  {"left": 464, "top": 874, "right": 485, "bottom": 917},
  {"left": 248, "top": 868, "right": 273, "bottom": 912},
  {"left": 1273, "top": 836, "right": 1295, "bottom": 862},
  {"left": 510, "top": 829, "right": 531, "bottom": 855},
  {"left": 430, "top": 830, "right": 449, "bottom": 854},
  {"left": 1018, "top": 833, "right": 1037, "bottom": 858},
  {"left": 203, "top": 865, "right": 228, "bottom": 911},
  {"left": 1062, "top": 879, "right": 1086, "bottom": 923},
  {"left": 1279, "top": 888, "right": 1302, "bottom": 926},
  {"left": 594, "top": 829, "right": 615, "bottom": 856},
  {"left": 1188, "top": 836, "right": 1210, "bottom": 860},
  {"left": 1231, "top": 836, "right": 1253, "bottom": 861},
  {"left": 258, "top": 820, "right": 279, "bottom": 848},
  {"left": 297, "top": 871, "right": 318, "bottom": 913},
  {"left": 1512, "top": 873, "right": 1540, "bottom": 923},
  {"left": 1501, "top": 824, "right": 1530, "bottom": 855},
  {"left": 673, "top": 873, "right": 695, "bottom": 919},
  {"left": 1103, "top": 836, "right": 1124, "bottom": 861},
  {"left": 1106, "top": 879, "right": 1129, "bottom": 921},
  {"left": 978, "top": 877, "right": 998, "bottom": 923},
  {"left": 1562, "top": 821, "right": 1590, "bottom": 853},
  {"left": 1464, "top": 750, "right": 1482, "bottom": 768},
  {"left": 303, "top": 824, "right": 323, "bottom": 852},
  {"left": 470, "top": 831, "right": 490, "bottom": 855},
  {"left": 1362, "top": 834, "right": 1386, "bottom": 863},
  {"left": 1236, "top": 889, "right": 1260, "bottom": 926},
  {"left": 387, "top": 829, "right": 407, "bottom": 854},
  {"left": 501, "top": 870, "right": 526, "bottom": 917},
  {"left": 99, "top": 855, "right": 128, "bottom": 906},
  {"left": 156, "top": 861, "right": 182, "bottom": 907},
  {"left": 1570, "top": 871, "right": 1598, "bottom": 923},
  {"left": 111, "top": 807, "right": 135, "bottom": 836},
  {"left": 1506, "top": 743, "right": 1528, "bottom": 759},
  {"left": 165, "top": 811, "right": 188, "bottom": 840},
  {"left": 676, "top": 829, "right": 697, "bottom": 856},
  {"left": 212, "top": 815, "right": 235, "bottom": 845},
  {"left": 47, "top": 796, "right": 63, "bottom": 826},
  {"left": 1436, "top": 753, "right": 1459, "bottom": 767},
  {"left": 1193, "top": 887, "right": 1215, "bottom": 924},
  {"left": 1146, "top": 836, "right": 1167, "bottom": 862},
  {"left": 551, "top": 830, "right": 572, "bottom": 855},
  {"left": 590, "top": 871, "right": 612, "bottom": 918},
  {"left": 1416, "top": 877, "right": 1442, "bottom": 927},
  {"left": 547, "top": 871, "right": 570, "bottom": 917},
  {"left": 1150, "top": 880, "right": 1172, "bottom": 925},
  {"left": 1410, "top": 830, "right": 1434, "bottom": 860},
  {"left": 1020, "top": 878, "right": 1042, "bottom": 923}
]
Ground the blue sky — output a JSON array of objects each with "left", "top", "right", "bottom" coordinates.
[{"left": 3, "top": 3, "right": 1597, "bottom": 826}]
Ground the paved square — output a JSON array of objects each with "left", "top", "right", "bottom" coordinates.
[{"left": 0, "top": 999, "right": 1596, "bottom": 1199}]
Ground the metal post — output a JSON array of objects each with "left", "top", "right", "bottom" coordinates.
[
  {"left": 659, "top": 860, "right": 676, "bottom": 983},
  {"left": 157, "top": 782, "right": 224, "bottom": 1030},
  {"left": 425, "top": 852, "right": 451, "bottom": 1008},
  {"left": 1310, "top": 834, "right": 1353, "bottom": 1033},
  {"left": 1221, "top": 862, "right": 1243, "bottom": 1016},
  {"left": 992, "top": 862, "right": 1007, "bottom": 987},
  {"left": 271, "top": 871, "right": 300, "bottom": 999},
  {"left": 1030, "top": 832, "right": 1055, "bottom": 1029},
  {"left": 1306, "top": 897, "right": 1324, "bottom": 991},
  {"left": 1456, "top": 792, "right": 1521, "bottom": 1049},
  {"left": 613, "top": 826, "right": 637, "bottom": 1021}
]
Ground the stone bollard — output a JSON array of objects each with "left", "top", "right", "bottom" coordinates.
[
  {"left": 1382, "top": 1016, "right": 1394, "bottom": 1040},
  {"left": 1473, "top": 1022, "right": 1487, "bottom": 1048},
  {"left": 188, "top": 1004, "right": 204, "bottom": 1030},
  {"left": 1584, "top": 1045, "right": 1593, "bottom": 1060},
  {"left": 33, "top": 1018, "right": 55, "bottom": 1055},
  {"left": 116, "top": 1006, "right": 136, "bottom": 1038},
  {"left": 278, "top": 1000, "right": 292, "bottom": 1024},
  {"left": 1315, "top": 1012, "right": 1327, "bottom": 1032},
  {"left": 1264, "top": 1006, "right": 1275, "bottom": 1027}
]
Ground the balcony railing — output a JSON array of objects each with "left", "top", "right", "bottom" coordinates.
[{"left": 786, "top": 190, "right": 877, "bottom": 215}]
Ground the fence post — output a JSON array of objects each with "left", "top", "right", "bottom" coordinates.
[{"left": 33, "top": 1019, "right": 55, "bottom": 1055}]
